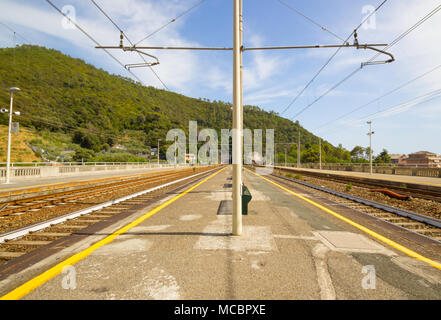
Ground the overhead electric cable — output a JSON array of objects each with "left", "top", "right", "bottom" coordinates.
[
  {"left": 319, "top": 87, "right": 441, "bottom": 136},
  {"left": 315, "top": 63, "right": 441, "bottom": 130},
  {"left": 0, "top": 21, "right": 31, "bottom": 44},
  {"left": 45, "top": 0, "right": 145, "bottom": 85},
  {"left": 276, "top": 0, "right": 346, "bottom": 43},
  {"left": 280, "top": 0, "right": 388, "bottom": 115},
  {"left": 289, "top": 3, "right": 441, "bottom": 121},
  {"left": 134, "top": 0, "right": 206, "bottom": 46},
  {"left": 89, "top": 0, "right": 169, "bottom": 89}
]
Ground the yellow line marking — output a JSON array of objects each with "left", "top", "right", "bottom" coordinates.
[
  {"left": 246, "top": 168, "right": 441, "bottom": 271},
  {"left": 1, "top": 167, "right": 227, "bottom": 300}
]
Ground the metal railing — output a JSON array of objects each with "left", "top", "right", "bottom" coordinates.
[
  {"left": 0, "top": 161, "right": 169, "bottom": 167},
  {"left": 275, "top": 163, "right": 441, "bottom": 178}
]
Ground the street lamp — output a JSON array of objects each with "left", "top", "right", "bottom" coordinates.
[
  {"left": 367, "top": 121, "right": 375, "bottom": 175},
  {"left": 4, "top": 87, "right": 20, "bottom": 184},
  {"left": 157, "top": 139, "right": 161, "bottom": 167}
]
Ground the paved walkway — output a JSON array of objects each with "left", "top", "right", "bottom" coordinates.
[
  {"left": 279, "top": 167, "right": 441, "bottom": 187},
  {"left": 3, "top": 167, "right": 441, "bottom": 300}
]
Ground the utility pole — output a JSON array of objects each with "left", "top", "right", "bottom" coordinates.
[
  {"left": 284, "top": 147, "right": 287, "bottom": 167},
  {"left": 232, "top": 0, "right": 243, "bottom": 236},
  {"left": 157, "top": 139, "right": 161, "bottom": 167},
  {"left": 297, "top": 123, "right": 301, "bottom": 169},
  {"left": 367, "top": 121, "right": 375, "bottom": 175},
  {"left": 174, "top": 136, "right": 177, "bottom": 167},
  {"left": 319, "top": 138, "right": 322, "bottom": 170},
  {"left": 5, "top": 87, "right": 20, "bottom": 184}
]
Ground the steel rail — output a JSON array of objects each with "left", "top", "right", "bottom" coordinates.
[
  {"left": 0, "top": 167, "right": 220, "bottom": 244},
  {"left": 273, "top": 166, "right": 441, "bottom": 202},
  {"left": 271, "top": 173, "right": 441, "bottom": 229}
]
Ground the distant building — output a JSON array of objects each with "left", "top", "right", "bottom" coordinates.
[
  {"left": 390, "top": 154, "right": 407, "bottom": 165},
  {"left": 402, "top": 151, "right": 441, "bottom": 168}
]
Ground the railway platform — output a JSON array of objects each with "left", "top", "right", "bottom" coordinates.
[
  {"left": 1, "top": 166, "right": 441, "bottom": 300},
  {"left": 278, "top": 166, "right": 441, "bottom": 188}
]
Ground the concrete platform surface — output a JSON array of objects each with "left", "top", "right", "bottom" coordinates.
[
  {"left": 2, "top": 166, "right": 441, "bottom": 300},
  {"left": 279, "top": 167, "right": 441, "bottom": 187}
]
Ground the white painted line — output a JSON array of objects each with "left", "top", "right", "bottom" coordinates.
[
  {"left": 312, "top": 243, "right": 336, "bottom": 300},
  {"left": 273, "top": 235, "right": 318, "bottom": 241}
]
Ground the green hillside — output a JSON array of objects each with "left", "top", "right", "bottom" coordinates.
[{"left": 0, "top": 45, "right": 351, "bottom": 163}]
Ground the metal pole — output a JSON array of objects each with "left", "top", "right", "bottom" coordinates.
[
  {"left": 6, "top": 92, "right": 13, "bottom": 184},
  {"left": 285, "top": 147, "right": 287, "bottom": 167},
  {"left": 367, "top": 121, "right": 374, "bottom": 175},
  {"left": 157, "top": 139, "right": 160, "bottom": 167},
  {"left": 232, "top": 0, "right": 243, "bottom": 236},
  {"left": 297, "top": 124, "right": 300, "bottom": 169},
  {"left": 319, "top": 138, "right": 322, "bottom": 170},
  {"left": 370, "top": 126, "right": 372, "bottom": 175}
]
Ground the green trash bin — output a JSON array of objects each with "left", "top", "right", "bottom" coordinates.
[{"left": 242, "top": 185, "right": 252, "bottom": 215}]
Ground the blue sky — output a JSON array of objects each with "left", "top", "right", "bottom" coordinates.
[{"left": 1, "top": 0, "right": 441, "bottom": 155}]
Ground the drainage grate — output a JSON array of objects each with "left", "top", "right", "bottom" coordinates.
[
  {"left": 217, "top": 200, "right": 232, "bottom": 215},
  {"left": 223, "top": 184, "right": 232, "bottom": 188}
]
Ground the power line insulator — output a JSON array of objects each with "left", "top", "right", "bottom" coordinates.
[{"left": 119, "top": 31, "right": 124, "bottom": 48}]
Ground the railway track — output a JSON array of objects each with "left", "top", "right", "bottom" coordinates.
[
  {"left": 264, "top": 171, "right": 441, "bottom": 243},
  {"left": 0, "top": 170, "right": 193, "bottom": 217},
  {"left": 0, "top": 166, "right": 221, "bottom": 264},
  {"left": 274, "top": 166, "right": 441, "bottom": 203}
]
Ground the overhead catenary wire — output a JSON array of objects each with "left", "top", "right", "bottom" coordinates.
[
  {"left": 45, "top": 0, "right": 145, "bottom": 86},
  {"left": 275, "top": 0, "right": 347, "bottom": 43},
  {"left": 89, "top": 0, "right": 168, "bottom": 90},
  {"left": 134, "top": 0, "right": 206, "bottom": 46},
  {"left": 280, "top": 0, "right": 388, "bottom": 115},
  {"left": 0, "top": 21, "right": 31, "bottom": 44},
  {"left": 289, "top": 2, "right": 441, "bottom": 121},
  {"left": 315, "top": 62, "right": 441, "bottom": 131},
  {"left": 319, "top": 87, "right": 441, "bottom": 136}
]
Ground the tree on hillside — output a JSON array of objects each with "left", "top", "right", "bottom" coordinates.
[{"left": 374, "top": 149, "right": 391, "bottom": 164}]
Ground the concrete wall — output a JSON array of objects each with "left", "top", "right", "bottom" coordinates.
[
  {"left": 0, "top": 163, "right": 190, "bottom": 181},
  {"left": 277, "top": 163, "right": 441, "bottom": 178}
]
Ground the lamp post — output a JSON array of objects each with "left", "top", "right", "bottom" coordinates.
[
  {"left": 367, "top": 121, "right": 375, "bottom": 175},
  {"left": 157, "top": 139, "right": 161, "bottom": 167},
  {"left": 5, "top": 87, "right": 20, "bottom": 184},
  {"left": 319, "top": 138, "right": 322, "bottom": 170},
  {"left": 174, "top": 136, "right": 177, "bottom": 167},
  {"left": 297, "top": 123, "right": 301, "bottom": 169}
]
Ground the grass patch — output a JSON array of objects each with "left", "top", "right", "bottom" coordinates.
[{"left": 346, "top": 183, "right": 352, "bottom": 192}]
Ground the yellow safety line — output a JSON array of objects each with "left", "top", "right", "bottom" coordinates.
[
  {"left": 1, "top": 167, "right": 227, "bottom": 300},
  {"left": 246, "top": 168, "right": 441, "bottom": 271}
]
